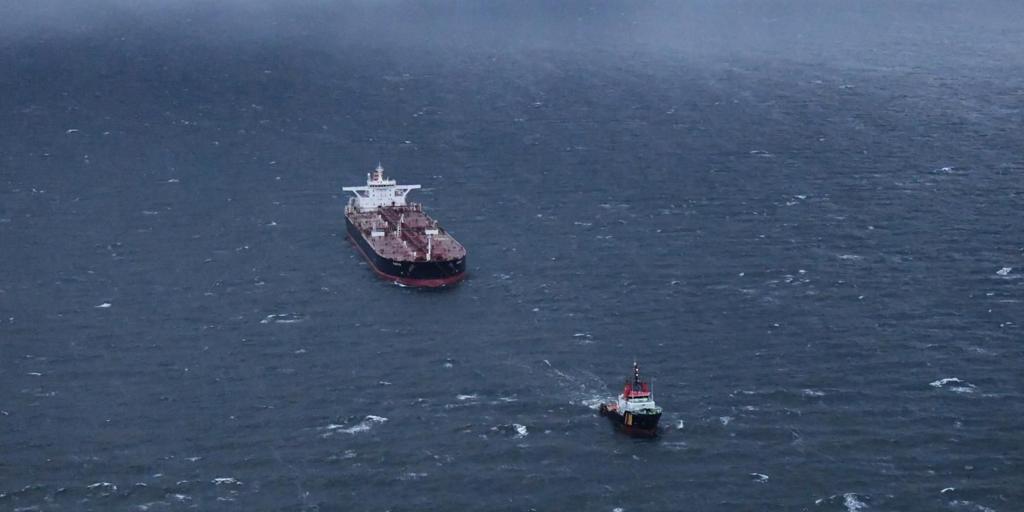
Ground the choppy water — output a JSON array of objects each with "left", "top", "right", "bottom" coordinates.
[{"left": 2, "top": 2, "right": 1022, "bottom": 510}]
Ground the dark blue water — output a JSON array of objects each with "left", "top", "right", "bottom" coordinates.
[{"left": 2, "top": 2, "right": 1022, "bottom": 510}]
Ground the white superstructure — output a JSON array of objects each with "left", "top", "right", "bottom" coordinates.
[
  {"left": 615, "top": 362, "right": 662, "bottom": 414},
  {"left": 617, "top": 393, "right": 661, "bottom": 414},
  {"left": 343, "top": 164, "right": 421, "bottom": 212}
]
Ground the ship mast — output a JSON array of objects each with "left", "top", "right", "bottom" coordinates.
[{"left": 425, "top": 222, "right": 439, "bottom": 261}]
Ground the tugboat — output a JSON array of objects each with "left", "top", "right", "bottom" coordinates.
[
  {"left": 342, "top": 164, "right": 466, "bottom": 287},
  {"left": 599, "top": 362, "right": 663, "bottom": 437}
]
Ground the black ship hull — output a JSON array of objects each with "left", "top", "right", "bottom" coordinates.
[
  {"left": 599, "top": 404, "right": 661, "bottom": 437},
  {"left": 345, "top": 217, "right": 466, "bottom": 287}
]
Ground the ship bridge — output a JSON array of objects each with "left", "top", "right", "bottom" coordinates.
[
  {"left": 617, "top": 362, "right": 661, "bottom": 414},
  {"left": 343, "top": 164, "right": 421, "bottom": 212}
]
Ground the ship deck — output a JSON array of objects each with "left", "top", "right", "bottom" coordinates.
[{"left": 347, "top": 205, "right": 466, "bottom": 262}]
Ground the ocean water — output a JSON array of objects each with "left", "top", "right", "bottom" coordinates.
[{"left": 2, "top": 2, "right": 1022, "bottom": 510}]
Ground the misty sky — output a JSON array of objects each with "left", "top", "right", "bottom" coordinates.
[{"left": 3, "top": 0, "right": 1022, "bottom": 71}]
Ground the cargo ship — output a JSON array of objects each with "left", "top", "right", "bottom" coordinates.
[
  {"left": 343, "top": 165, "right": 466, "bottom": 287},
  {"left": 599, "top": 362, "right": 663, "bottom": 437}
]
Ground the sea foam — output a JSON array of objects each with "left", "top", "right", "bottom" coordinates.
[
  {"left": 324, "top": 415, "right": 389, "bottom": 435},
  {"left": 843, "top": 493, "right": 868, "bottom": 511},
  {"left": 930, "top": 377, "right": 976, "bottom": 393}
]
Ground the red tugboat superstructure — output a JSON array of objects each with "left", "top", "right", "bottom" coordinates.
[
  {"left": 599, "top": 361, "right": 663, "bottom": 437},
  {"left": 343, "top": 165, "right": 466, "bottom": 287}
]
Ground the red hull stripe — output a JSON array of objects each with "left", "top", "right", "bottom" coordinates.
[{"left": 347, "top": 235, "right": 465, "bottom": 288}]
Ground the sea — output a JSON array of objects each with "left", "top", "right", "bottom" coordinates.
[{"left": 1, "top": 1, "right": 1022, "bottom": 510}]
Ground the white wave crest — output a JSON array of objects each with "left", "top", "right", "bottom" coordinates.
[
  {"left": 260, "top": 313, "right": 305, "bottom": 324},
  {"left": 325, "top": 415, "right": 388, "bottom": 435},
  {"left": 930, "top": 377, "right": 976, "bottom": 393},
  {"left": 490, "top": 423, "right": 529, "bottom": 438},
  {"left": 949, "top": 500, "right": 995, "bottom": 512},
  {"left": 513, "top": 424, "right": 528, "bottom": 438},
  {"left": 843, "top": 493, "right": 868, "bottom": 511},
  {"left": 581, "top": 396, "right": 608, "bottom": 410}
]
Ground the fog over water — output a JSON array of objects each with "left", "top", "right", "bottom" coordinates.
[{"left": 2, "top": 1, "right": 1022, "bottom": 511}]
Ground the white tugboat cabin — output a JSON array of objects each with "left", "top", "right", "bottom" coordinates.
[{"left": 615, "top": 361, "right": 662, "bottom": 415}]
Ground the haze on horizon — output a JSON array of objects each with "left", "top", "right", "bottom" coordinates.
[{"left": 2, "top": 0, "right": 1022, "bottom": 71}]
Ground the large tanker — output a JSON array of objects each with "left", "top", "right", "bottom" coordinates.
[{"left": 343, "top": 165, "right": 466, "bottom": 287}]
